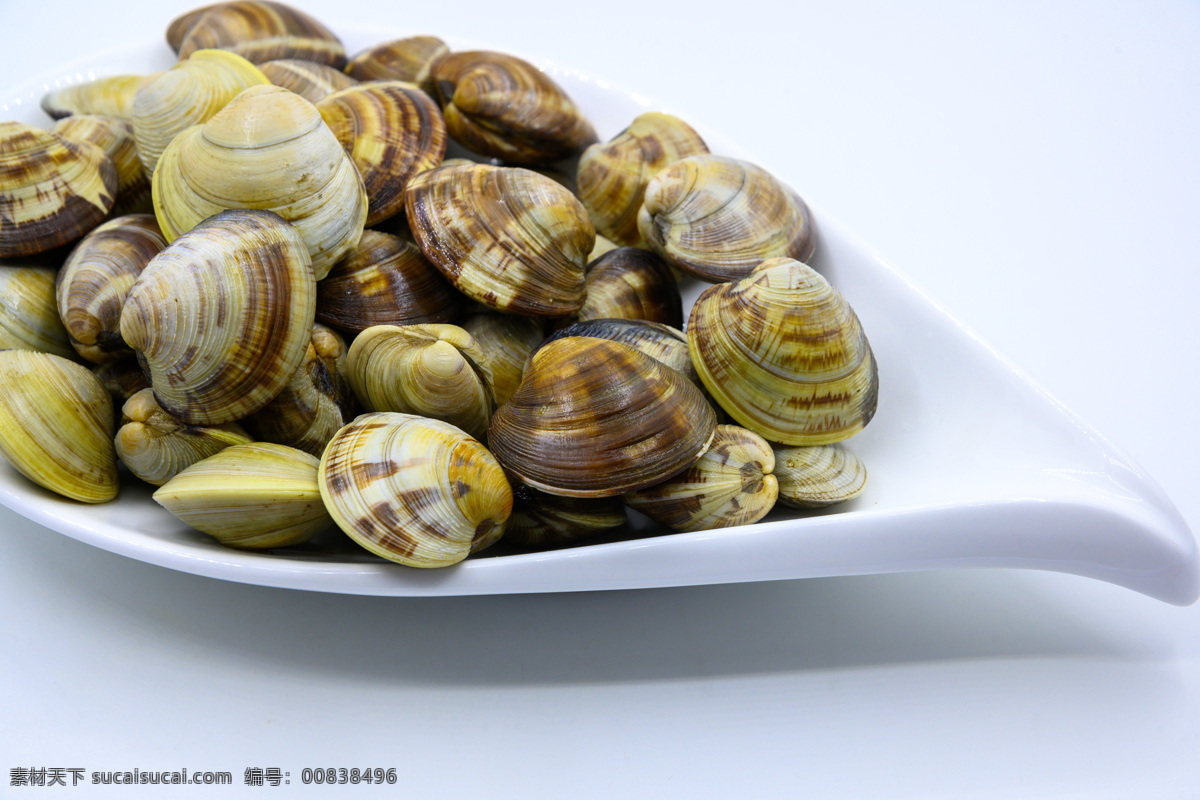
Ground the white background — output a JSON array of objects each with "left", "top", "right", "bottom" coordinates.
[{"left": 2, "top": 0, "right": 1198, "bottom": 796}]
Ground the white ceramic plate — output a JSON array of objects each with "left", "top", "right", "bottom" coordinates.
[{"left": 2, "top": 27, "right": 1197, "bottom": 603}]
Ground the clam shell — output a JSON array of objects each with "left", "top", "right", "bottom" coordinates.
[
  {"left": 405, "top": 163, "right": 593, "bottom": 317},
  {"left": 576, "top": 246, "right": 682, "bottom": 327},
  {"left": 773, "top": 442, "right": 868, "bottom": 508},
  {"left": 0, "top": 262, "right": 76, "bottom": 358},
  {"left": 115, "top": 388, "right": 253, "bottom": 486},
  {"left": 40, "top": 74, "right": 158, "bottom": 121},
  {"left": 0, "top": 123, "right": 117, "bottom": 258},
  {"left": 345, "top": 36, "right": 449, "bottom": 95},
  {"left": 577, "top": 112, "right": 709, "bottom": 247},
  {"left": 460, "top": 312, "right": 545, "bottom": 407},
  {"left": 506, "top": 485, "right": 626, "bottom": 549},
  {"left": 487, "top": 337, "right": 717, "bottom": 498},
  {"left": 316, "top": 81, "right": 447, "bottom": 225},
  {"left": 688, "top": 257, "right": 878, "bottom": 446},
  {"left": 51, "top": 115, "right": 151, "bottom": 216},
  {"left": 154, "top": 442, "right": 332, "bottom": 549},
  {"left": 92, "top": 359, "right": 151, "bottom": 401},
  {"left": 0, "top": 350, "right": 117, "bottom": 503},
  {"left": 638, "top": 154, "right": 816, "bottom": 283},
  {"left": 316, "top": 229, "right": 466, "bottom": 334},
  {"left": 259, "top": 58, "right": 357, "bottom": 102},
  {"left": 625, "top": 424, "right": 778, "bottom": 532},
  {"left": 319, "top": 412, "right": 513, "bottom": 568},
  {"left": 346, "top": 324, "right": 495, "bottom": 441},
  {"left": 56, "top": 214, "right": 166, "bottom": 363},
  {"left": 167, "top": 1, "right": 347, "bottom": 67},
  {"left": 119, "top": 209, "right": 317, "bottom": 426},
  {"left": 152, "top": 83, "right": 367, "bottom": 280},
  {"left": 131, "top": 49, "right": 270, "bottom": 176},
  {"left": 429, "top": 50, "right": 597, "bottom": 165},
  {"left": 536, "top": 318, "right": 698, "bottom": 386}
]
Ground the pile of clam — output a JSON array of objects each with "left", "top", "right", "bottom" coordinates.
[{"left": 0, "top": 0, "right": 877, "bottom": 569}]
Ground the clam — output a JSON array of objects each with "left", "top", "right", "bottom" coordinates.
[
  {"left": 536, "top": 318, "right": 698, "bottom": 386},
  {"left": 506, "top": 485, "right": 626, "bottom": 549},
  {"left": 773, "top": 442, "right": 868, "bottom": 508},
  {"left": 345, "top": 36, "right": 449, "bottom": 95},
  {"left": 119, "top": 209, "right": 317, "bottom": 426},
  {"left": 40, "top": 74, "right": 158, "bottom": 121},
  {"left": 130, "top": 48, "right": 269, "bottom": 176},
  {"left": 638, "top": 154, "right": 816, "bottom": 283},
  {"left": 487, "top": 337, "right": 717, "bottom": 498},
  {"left": 316, "top": 81, "right": 447, "bottom": 225},
  {"left": 625, "top": 425, "right": 778, "bottom": 532},
  {"left": 166, "top": 1, "right": 346, "bottom": 67},
  {"left": 92, "top": 359, "right": 151, "bottom": 402},
  {"left": 405, "top": 163, "right": 594, "bottom": 317},
  {"left": 575, "top": 246, "right": 682, "bottom": 327},
  {"left": 242, "top": 324, "right": 353, "bottom": 458},
  {"left": 152, "top": 83, "right": 367, "bottom": 280},
  {"left": 319, "top": 412, "right": 514, "bottom": 568},
  {"left": 0, "top": 262, "right": 76, "bottom": 359},
  {"left": 688, "top": 257, "right": 878, "bottom": 446},
  {"left": 51, "top": 115, "right": 151, "bottom": 216},
  {"left": 115, "top": 388, "right": 253, "bottom": 486},
  {"left": 259, "top": 58, "right": 357, "bottom": 102},
  {"left": 577, "top": 112, "right": 709, "bottom": 247},
  {"left": 0, "top": 350, "right": 117, "bottom": 503},
  {"left": 154, "top": 442, "right": 332, "bottom": 549},
  {"left": 0, "top": 122, "right": 117, "bottom": 258},
  {"left": 56, "top": 214, "right": 166, "bottom": 363},
  {"left": 315, "top": 230, "right": 466, "bottom": 334},
  {"left": 460, "top": 312, "right": 545, "bottom": 406},
  {"left": 429, "top": 50, "right": 597, "bottom": 165},
  {"left": 346, "top": 324, "right": 495, "bottom": 441}
]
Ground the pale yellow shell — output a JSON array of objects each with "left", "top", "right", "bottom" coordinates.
[
  {"left": 41, "top": 74, "right": 159, "bottom": 121},
  {"left": 773, "top": 443, "right": 868, "bottom": 508},
  {"left": 0, "top": 263, "right": 76, "bottom": 358}
]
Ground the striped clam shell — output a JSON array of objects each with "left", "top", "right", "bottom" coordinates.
[
  {"left": 688, "top": 258, "right": 878, "bottom": 446},
  {"left": 625, "top": 425, "right": 778, "bottom": 533},
  {"left": 119, "top": 209, "right": 317, "bottom": 426},
  {"left": 774, "top": 442, "right": 868, "bottom": 508},
  {"left": 577, "top": 112, "right": 709, "bottom": 247},
  {"left": 316, "top": 81, "right": 447, "bottom": 226},
  {"left": 345, "top": 36, "right": 449, "bottom": 95},
  {"left": 505, "top": 485, "right": 627, "bottom": 549},
  {"left": 56, "top": 214, "right": 166, "bottom": 363},
  {"left": 166, "top": 1, "right": 347, "bottom": 68},
  {"left": 259, "top": 58, "right": 357, "bottom": 102},
  {"left": 0, "top": 350, "right": 117, "bottom": 503},
  {"left": 152, "top": 83, "right": 367, "bottom": 280},
  {"left": 51, "top": 115, "right": 152, "bottom": 216},
  {"left": 0, "top": 122, "right": 117, "bottom": 258},
  {"left": 154, "top": 442, "right": 332, "bottom": 549},
  {"left": 0, "top": 262, "right": 75, "bottom": 358},
  {"left": 460, "top": 313, "right": 545, "bottom": 407},
  {"left": 319, "top": 412, "right": 514, "bottom": 568},
  {"left": 537, "top": 318, "right": 698, "bottom": 386},
  {"left": 131, "top": 49, "right": 269, "bottom": 176},
  {"left": 487, "top": 337, "right": 717, "bottom": 498},
  {"left": 575, "top": 246, "right": 682, "bottom": 327},
  {"left": 638, "top": 154, "right": 816, "bottom": 283},
  {"left": 115, "top": 388, "right": 253, "bottom": 486},
  {"left": 41, "top": 74, "right": 159, "bottom": 121},
  {"left": 429, "top": 50, "right": 597, "bottom": 165},
  {"left": 405, "top": 163, "right": 594, "bottom": 317}
]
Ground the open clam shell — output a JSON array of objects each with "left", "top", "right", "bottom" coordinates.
[{"left": 166, "top": 1, "right": 347, "bottom": 67}]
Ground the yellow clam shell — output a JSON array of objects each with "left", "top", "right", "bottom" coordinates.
[
  {"left": 0, "top": 262, "right": 76, "bottom": 358},
  {"left": 40, "top": 73, "right": 159, "bottom": 121},
  {"left": 259, "top": 58, "right": 357, "bottom": 102},
  {"left": 773, "top": 442, "right": 868, "bottom": 508}
]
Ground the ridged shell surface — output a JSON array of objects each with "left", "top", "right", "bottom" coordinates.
[
  {"left": 51, "top": 115, "right": 151, "bottom": 215},
  {"left": 131, "top": 49, "right": 269, "bottom": 176},
  {"left": 577, "top": 112, "right": 709, "bottom": 247},
  {"left": 460, "top": 313, "right": 545, "bottom": 407},
  {"left": 773, "top": 442, "right": 868, "bottom": 508},
  {"left": 167, "top": 1, "right": 347, "bottom": 67},
  {"left": 152, "top": 83, "right": 367, "bottom": 280},
  {"left": 345, "top": 36, "right": 448, "bottom": 93},
  {"left": 154, "top": 442, "right": 332, "bottom": 549},
  {"left": 0, "top": 123, "right": 117, "bottom": 258},
  {"left": 537, "top": 318, "right": 698, "bottom": 386},
  {"left": 429, "top": 50, "right": 597, "bottom": 165},
  {"left": 317, "top": 81, "right": 447, "bottom": 225},
  {"left": 506, "top": 485, "right": 626, "bottom": 549},
  {"left": 319, "top": 412, "right": 513, "bottom": 568},
  {"left": 638, "top": 154, "right": 816, "bottom": 283},
  {"left": 688, "top": 258, "right": 878, "bottom": 445},
  {"left": 0, "top": 350, "right": 117, "bottom": 503},
  {"left": 119, "top": 209, "right": 317, "bottom": 425},
  {"left": 576, "top": 246, "right": 682, "bottom": 327},
  {"left": 56, "top": 214, "right": 166, "bottom": 363},
  {"left": 405, "top": 163, "right": 593, "bottom": 317},
  {"left": 0, "top": 263, "right": 75, "bottom": 358},
  {"left": 259, "top": 58, "right": 357, "bottom": 102},
  {"left": 487, "top": 337, "right": 717, "bottom": 498},
  {"left": 625, "top": 425, "right": 778, "bottom": 532},
  {"left": 41, "top": 74, "right": 158, "bottom": 121}
]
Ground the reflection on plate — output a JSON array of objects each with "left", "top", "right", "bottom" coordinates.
[{"left": 1, "top": 28, "right": 1197, "bottom": 603}]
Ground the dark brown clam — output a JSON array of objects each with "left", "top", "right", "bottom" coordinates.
[
  {"left": 505, "top": 485, "right": 627, "bottom": 549},
  {"left": 429, "top": 50, "right": 597, "bottom": 165},
  {"left": 344, "top": 35, "right": 449, "bottom": 95},
  {"left": 317, "top": 81, "right": 447, "bottom": 225},
  {"left": 259, "top": 58, "right": 358, "bottom": 102},
  {"left": 487, "top": 337, "right": 717, "bottom": 498},
  {"left": 316, "top": 230, "right": 467, "bottom": 335},
  {"left": 576, "top": 246, "right": 682, "bottom": 327},
  {"left": 166, "top": 1, "right": 347, "bottom": 67},
  {"left": 536, "top": 318, "right": 698, "bottom": 386}
]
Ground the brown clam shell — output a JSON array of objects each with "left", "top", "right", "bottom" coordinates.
[
  {"left": 51, "top": 115, "right": 151, "bottom": 217},
  {"left": 576, "top": 246, "right": 682, "bottom": 327},
  {"left": 345, "top": 35, "right": 449, "bottom": 95},
  {"left": 259, "top": 58, "right": 358, "bottom": 102},
  {"left": 505, "top": 484, "right": 627, "bottom": 549},
  {"left": 167, "top": 1, "right": 347, "bottom": 67},
  {"left": 429, "top": 50, "right": 597, "bottom": 165},
  {"left": 536, "top": 318, "right": 698, "bottom": 386},
  {"left": 317, "top": 81, "right": 447, "bottom": 225},
  {"left": 487, "top": 337, "right": 717, "bottom": 498}
]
